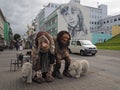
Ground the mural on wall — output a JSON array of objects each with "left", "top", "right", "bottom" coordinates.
[
  {"left": 60, "top": 5, "right": 88, "bottom": 40},
  {"left": 59, "top": 4, "right": 112, "bottom": 44}
]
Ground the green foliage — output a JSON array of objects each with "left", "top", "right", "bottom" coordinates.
[
  {"left": 96, "top": 34, "right": 120, "bottom": 50},
  {"left": 14, "top": 33, "right": 21, "bottom": 41}
]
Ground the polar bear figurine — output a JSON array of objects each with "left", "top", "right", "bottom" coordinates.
[
  {"left": 69, "top": 59, "right": 89, "bottom": 78},
  {"left": 21, "top": 62, "right": 32, "bottom": 84}
]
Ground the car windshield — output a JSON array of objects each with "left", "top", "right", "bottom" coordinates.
[{"left": 80, "top": 40, "right": 92, "bottom": 45}]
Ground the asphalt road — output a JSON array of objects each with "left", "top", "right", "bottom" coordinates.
[
  {"left": 0, "top": 49, "right": 120, "bottom": 90},
  {"left": 70, "top": 49, "right": 120, "bottom": 85}
]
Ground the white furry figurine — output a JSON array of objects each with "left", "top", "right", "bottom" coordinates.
[
  {"left": 69, "top": 59, "right": 89, "bottom": 78},
  {"left": 21, "top": 62, "right": 32, "bottom": 84}
]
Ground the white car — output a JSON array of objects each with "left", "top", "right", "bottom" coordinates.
[{"left": 68, "top": 40, "right": 97, "bottom": 56}]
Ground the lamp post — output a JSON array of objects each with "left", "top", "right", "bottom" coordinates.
[{"left": 26, "top": 19, "right": 38, "bottom": 49}]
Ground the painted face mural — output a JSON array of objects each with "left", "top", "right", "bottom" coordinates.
[
  {"left": 60, "top": 5, "right": 87, "bottom": 40},
  {"left": 61, "top": 6, "right": 79, "bottom": 27}
]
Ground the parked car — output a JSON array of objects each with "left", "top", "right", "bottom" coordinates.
[
  {"left": 0, "top": 37, "right": 4, "bottom": 51},
  {"left": 68, "top": 40, "right": 97, "bottom": 56}
]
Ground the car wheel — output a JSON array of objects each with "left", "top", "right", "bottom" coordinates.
[
  {"left": 92, "top": 53, "right": 96, "bottom": 56},
  {"left": 80, "top": 50, "right": 84, "bottom": 56}
]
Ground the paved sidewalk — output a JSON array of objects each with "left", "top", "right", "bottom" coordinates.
[{"left": 0, "top": 49, "right": 120, "bottom": 90}]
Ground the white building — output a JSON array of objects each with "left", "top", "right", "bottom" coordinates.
[
  {"left": 0, "top": 9, "right": 6, "bottom": 38},
  {"left": 35, "top": 3, "right": 59, "bottom": 32},
  {"left": 50, "top": 0, "right": 109, "bottom": 44},
  {"left": 99, "top": 14, "right": 120, "bottom": 37},
  {"left": 89, "top": 4, "right": 107, "bottom": 33},
  {"left": 35, "top": 0, "right": 120, "bottom": 44}
]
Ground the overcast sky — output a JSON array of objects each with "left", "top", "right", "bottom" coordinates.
[{"left": 0, "top": 0, "right": 120, "bottom": 36}]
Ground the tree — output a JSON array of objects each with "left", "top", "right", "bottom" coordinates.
[{"left": 14, "top": 33, "right": 21, "bottom": 41}]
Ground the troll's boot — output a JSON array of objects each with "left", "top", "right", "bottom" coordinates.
[
  {"left": 46, "top": 64, "right": 55, "bottom": 82},
  {"left": 33, "top": 70, "right": 45, "bottom": 83},
  {"left": 63, "top": 60, "right": 72, "bottom": 78},
  {"left": 52, "top": 63, "right": 63, "bottom": 79}
]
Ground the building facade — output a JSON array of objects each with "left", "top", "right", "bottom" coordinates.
[
  {"left": 0, "top": 9, "right": 6, "bottom": 38},
  {"left": 36, "top": 0, "right": 120, "bottom": 44},
  {"left": 44, "top": 1, "right": 110, "bottom": 44},
  {"left": 35, "top": 3, "right": 59, "bottom": 32},
  {"left": 99, "top": 14, "right": 120, "bottom": 37},
  {"left": 0, "top": 9, "right": 6, "bottom": 48},
  {"left": 0, "top": 9, "right": 13, "bottom": 47},
  {"left": 4, "top": 22, "right": 13, "bottom": 47}
]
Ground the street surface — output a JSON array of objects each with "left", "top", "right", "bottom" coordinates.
[{"left": 0, "top": 49, "right": 120, "bottom": 90}]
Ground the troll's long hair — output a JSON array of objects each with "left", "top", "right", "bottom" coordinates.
[
  {"left": 35, "top": 31, "right": 55, "bottom": 54},
  {"left": 56, "top": 31, "right": 71, "bottom": 49}
]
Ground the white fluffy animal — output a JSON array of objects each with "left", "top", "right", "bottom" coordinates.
[
  {"left": 69, "top": 59, "right": 89, "bottom": 78},
  {"left": 21, "top": 62, "right": 32, "bottom": 84}
]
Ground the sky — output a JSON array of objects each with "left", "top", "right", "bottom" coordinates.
[{"left": 0, "top": 0, "right": 120, "bottom": 36}]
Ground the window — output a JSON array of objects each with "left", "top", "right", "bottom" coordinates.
[
  {"left": 51, "top": 4, "right": 54, "bottom": 8},
  {"left": 114, "top": 18, "right": 117, "bottom": 22},
  {"left": 97, "top": 22, "right": 99, "bottom": 25},
  {"left": 46, "top": 22, "right": 49, "bottom": 27},
  {"left": 77, "top": 41, "right": 81, "bottom": 46},
  {"left": 49, "top": 21, "right": 51, "bottom": 25},
  {"left": 118, "top": 18, "right": 120, "bottom": 20},
  {"left": 95, "top": 22, "right": 96, "bottom": 24},
  {"left": 110, "top": 19, "right": 112, "bottom": 23},
  {"left": 55, "top": 5, "right": 57, "bottom": 8},
  {"left": 71, "top": 41, "right": 77, "bottom": 45},
  {"left": 52, "top": 18, "right": 55, "bottom": 24}
]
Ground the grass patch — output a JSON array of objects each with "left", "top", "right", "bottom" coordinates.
[
  {"left": 96, "top": 34, "right": 120, "bottom": 50},
  {"left": 97, "top": 46, "right": 120, "bottom": 50}
]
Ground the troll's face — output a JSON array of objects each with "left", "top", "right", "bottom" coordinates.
[
  {"left": 57, "top": 31, "right": 71, "bottom": 49},
  {"left": 37, "top": 35, "right": 50, "bottom": 51},
  {"left": 60, "top": 33, "right": 70, "bottom": 46}
]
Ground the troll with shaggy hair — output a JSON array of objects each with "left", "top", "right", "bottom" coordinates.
[
  {"left": 32, "top": 31, "right": 55, "bottom": 83},
  {"left": 52, "top": 31, "right": 72, "bottom": 79}
]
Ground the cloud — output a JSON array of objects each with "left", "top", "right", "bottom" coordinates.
[
  {"left": 82, "top": 0, "right": 120, "bottom": 15},
  {"left": 0, "top": 0, "right": 43, "bottom": 35}
]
